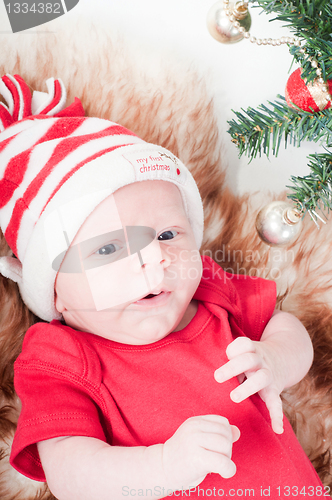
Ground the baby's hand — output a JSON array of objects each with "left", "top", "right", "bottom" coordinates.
[
  {"left": 162, "top": 415, "right": 240, "bottom": 491},
  {"left": 214, "top": 337, "right": 284, "bottom": 434}
]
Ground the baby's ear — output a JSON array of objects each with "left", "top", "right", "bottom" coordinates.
[
  {"left": 54, "top": 289, "right": 65, "bottom": 314},
  {"left": 0, "top": 256, "right": 23, "bottom": 285}
]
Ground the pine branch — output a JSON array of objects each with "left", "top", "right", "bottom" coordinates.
[
  {"left": 290, "top": 40, "right": 332, "bottom": 84},
  {"left": 227, "top": 1, "right": 332, "bottom": 218},
  {"left": 227, "top": 95, "right": 332, "bottom": 159},
  {"left": 250, "top": 0, "right": 332, "bottom": 84},
  {"left": 251, "top": 0, "right": 332, "bottom": 41},
  {"left": 287, "top": 151, "right": 332, "bottom": 219}
]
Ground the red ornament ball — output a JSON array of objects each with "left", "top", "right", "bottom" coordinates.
[{"left": 285, "top": 67, "right": 332, "bottom": 112}]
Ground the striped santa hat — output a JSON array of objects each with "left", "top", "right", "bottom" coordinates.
[{"left": 0, "top": 74, "right": 204, "bottom": 321}]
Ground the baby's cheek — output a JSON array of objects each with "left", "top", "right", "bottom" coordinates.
[
  {"left": 55, "top": 271, "right": 96, "bottom": 312},
  {"left": 181, "top": 251, "right": 202, "bottom": 283}
]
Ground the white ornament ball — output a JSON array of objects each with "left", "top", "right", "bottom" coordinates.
[
  {"left": 255, "top": 201, "right": 302, "bottom": 246},
  {"left": 207, "top": 1, "right": 251, "bottom": 44}
]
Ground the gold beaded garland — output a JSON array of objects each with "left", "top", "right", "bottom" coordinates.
[{"left": 223, "top": 0, "right": 299, "bottom": 46}]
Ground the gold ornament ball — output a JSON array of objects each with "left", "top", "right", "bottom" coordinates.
[
  {"left": 255, "top": 201, "right": 302, "bottom": 246},
  {"left": 207, "top": 1, "right": 251, "bottom": 44}
]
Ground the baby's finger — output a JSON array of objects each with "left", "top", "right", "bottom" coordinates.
[
  {"left": 198, "top": 432, "right": 234, "bottom": 458},
  {"left": 199, "top": 414, "right": 231, "bottom": 426},
  {"left": 198, "top": 416, "right": 233, "bottom": 440},
  {"left": 199, "top": 448, "right": 236, "bottom": 479},
  {"left": 231, "top": 425, "right": 241, "bottom": 443},
  {"left": 199, "top": 417, "right": 240, "bottom": 444},
  {"left": 229, "top": 368, "right": 271, "bottom": 402},
  {"left": 226, "top": 337, "right": 256, "bottom": 360},
  {"left": 214, "top": 352, "right": 262, "bottom": 384},
  {"left": 260, "top": 388, "right": 284, "bottom": 434}
]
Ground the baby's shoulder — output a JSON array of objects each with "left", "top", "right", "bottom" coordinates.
[{"left": 15, "top": 320, "right": 101, "bottom": 381}]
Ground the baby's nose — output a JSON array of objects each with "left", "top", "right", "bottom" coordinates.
[
  {"left": 139, "top": 238, "right": 165, "bottom": 268},
  {"left": 141, "top": 256, "right": 170, "bottom": 269}
]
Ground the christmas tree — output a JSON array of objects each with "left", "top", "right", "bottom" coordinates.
[{"left": 227, "top": 0, "right": 332, "bottom": 225}]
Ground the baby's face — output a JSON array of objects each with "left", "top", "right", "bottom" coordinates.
[{"left": 54, "top": 180, "right": 202, "bottom": 344}]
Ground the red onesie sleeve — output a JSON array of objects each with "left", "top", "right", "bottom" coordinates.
[
  {"left": 198, "top": 255, "right": 277, "bottom": 341},
  {"left": 10, "top": 322, "right": 108, "bottom": 482}
]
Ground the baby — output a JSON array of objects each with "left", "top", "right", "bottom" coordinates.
[{"left": 0, "top": 75, "right": 324, "bottom": 499}]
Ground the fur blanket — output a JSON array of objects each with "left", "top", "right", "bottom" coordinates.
[{"left": 0, "top": 20, "right": 332, "bottom": 499}]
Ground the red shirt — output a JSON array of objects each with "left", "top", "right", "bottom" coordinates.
[{"left": 10, "top": 256, "right": 323, "bottom": 496}]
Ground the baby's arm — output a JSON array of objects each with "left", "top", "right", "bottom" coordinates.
[
  {"left": 37, "top": 415, "right": 240, "bottom": 500},
  {"left": 214, "top": 310, "right": 313, "bottom": 434}
]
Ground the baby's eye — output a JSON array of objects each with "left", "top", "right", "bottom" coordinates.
[
  {"left": 158, "top": 230, "right": 178, "bottom": 241},
  {"left": 95, "top": 243, "right": 120, "bottom": 256}
]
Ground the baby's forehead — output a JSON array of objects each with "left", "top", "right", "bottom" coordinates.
[
  {"left": 73, "top": 180, "right": 186, "bottom": 245},
  {"left": 73, "top": 194, "right": 122, "bottom": 245},
  {"left": 114, "top": 178, "right": 183, "bottom": 202}
]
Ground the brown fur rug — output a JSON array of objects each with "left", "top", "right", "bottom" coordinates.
[{"left": 0, "top": 19, "right": 332, "bottom": 499}]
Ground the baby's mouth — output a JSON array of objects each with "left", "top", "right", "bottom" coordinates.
[
  {"left": 133, "top": 290, "right": 170, "bottom": 306},
  {"left": 143, "top": 292, "right": 162, "bottom": 299}
]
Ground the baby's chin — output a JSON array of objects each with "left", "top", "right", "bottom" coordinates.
[
  {"left": 64, "top": 310, "right": 172, "bottom": 342},
  {"left": 88, "top": 324, "right": 173, "bottom": 345}
]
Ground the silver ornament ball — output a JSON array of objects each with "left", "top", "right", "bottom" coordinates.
[
  {"left": 255, "top": 201, "right": 302, "bottom": 247},
  {"left": 207, "top": 1, "right": 251, "bottom": 44}
]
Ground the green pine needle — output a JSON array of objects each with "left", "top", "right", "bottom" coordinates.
[
  {"left": 228, "top": 96, "right": 332, "bottom": 159},
  {"left": 287, "top": 152, "right": 332, "bottom": 219},
  {"left": 227, "top": 0, "right": 332, "bottom": 216}
]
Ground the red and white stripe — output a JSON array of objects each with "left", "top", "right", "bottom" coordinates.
[
  {"left": 14, "top": 128, "right": 142, "bottom": 259},
  {"left": 1, "top": 118, "right": 143, "bottom": 258},
  {"left": 0, "top": 74, "right": 62, "bottom": 131},
  {"left": 31, "top": 78, "right": 67, "bottom": 116},
  {"left": 0, "top": 74, "right": 31, "bottom": 129},
  {"left": 0, "top": 75, "right": 143, "bottom": 259},
  {"left": 0, "top": 74, "right": 84, "bottom": 132}
]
